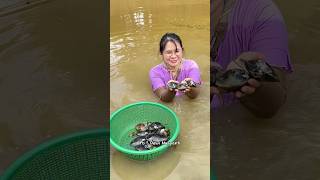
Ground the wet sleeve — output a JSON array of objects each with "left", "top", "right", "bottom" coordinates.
[
  {"left": 249, "top": 0, "right": 293, "bottom": 72},
  {"left": 149, "top": 68, "right": 166, "bottom": 91},
  {"left": 187, "top": 61, "right": 202, "bottom": 84}
]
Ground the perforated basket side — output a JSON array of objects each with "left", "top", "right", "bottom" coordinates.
[{"left": 1, "top": 128, "right": 109, "bottom": 180}]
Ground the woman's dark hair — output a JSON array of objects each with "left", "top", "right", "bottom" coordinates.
[{"left": 159, "top": 33, "right": 184, "bottom": 54}]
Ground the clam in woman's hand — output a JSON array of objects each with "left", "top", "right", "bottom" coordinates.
[{"left": 167, "top": 80, "right": 180, "bottom": 92}]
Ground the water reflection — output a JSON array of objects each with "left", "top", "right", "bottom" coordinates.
[{"left": 132, "top": 8, "right": 145, "bottom": 26}]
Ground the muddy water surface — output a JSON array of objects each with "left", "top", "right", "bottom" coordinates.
[{"left": 0, "top": 0, "right": 106, "bottom": 173}]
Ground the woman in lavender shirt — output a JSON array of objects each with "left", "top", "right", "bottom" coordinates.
[
  {"left": 149, "top": 33, "right": 201, "bottom": 102},
  {"left": 211, "top": 0, "right": 293, "bottom": 118}
]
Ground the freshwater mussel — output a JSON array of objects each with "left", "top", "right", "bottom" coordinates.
[
  {"left": 167, "top": 79, "right": 198, "bottom": 91},
  {"left": 243, "top": 59, "right": 279, "bottom": 82},
  {"left": 211, "top": 59, "right": 279, "bottom": 91},
  {"left": 167, "top": 81, "right": 179, "bottom": 90},
  {"left": 215, "top": 69, "right": 250, "bottom": 91},
  {"left": 130, "top": 122, "right": 170, "bottom": 151}
]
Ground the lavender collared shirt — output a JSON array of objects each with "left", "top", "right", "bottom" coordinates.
[
  {"left": 212, "top": 0, "right": 293, "bottom": 109},
  {"left": 149, "top": 59, "right": 201, "bottom": 96}
]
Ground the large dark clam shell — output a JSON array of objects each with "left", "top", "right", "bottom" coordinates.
[
  {"left": 135, "top": 123, "right": 148, "bottom": 132},
  {"left": 185, "top": 79, "right": 197, "bottom": 87},
  {"left": 215, "top": 69, "right": 250, "bottom": 91},
  {"left": 244, "top": 59, "right": 280, "bottom": 82},
  {"left": 211, "top": 59, "right": 280, "bottom": 92},
  {"left": 131, "top": 121, "right": 170, "bottom": 151},
  {"left": 146, "top": 133, "right": 168, "bottom": 147},
  {"left": 130, "top": 136, "right": 147, "bottom": 147},
  {"left": 148, "top": 122, "right": 164, "bottom": 131},
  {"left": 167, "top": 81, "right": 179, "bottom": 90}
]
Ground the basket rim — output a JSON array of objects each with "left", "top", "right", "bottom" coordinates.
[
  {"left": 1, "top": 128, "right": 108, "bottom": 179},
  {"left": 110, "top": 101, "right": 180, "bottom": 155}
]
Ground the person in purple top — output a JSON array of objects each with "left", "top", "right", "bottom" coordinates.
[
  {"left": 149, "top": 33, "right": 201, "bottom": 102},
  {"left": 211, "top": 0, "right": 293, "bottom": 118}
]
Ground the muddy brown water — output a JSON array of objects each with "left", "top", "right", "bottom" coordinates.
[{"left": 0, "top": 0, "right": 106, "bottom": 173}]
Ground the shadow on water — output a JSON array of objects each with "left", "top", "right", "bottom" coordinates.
[{"left": 0, "top": 0, "right": 106, "bottom": 173}]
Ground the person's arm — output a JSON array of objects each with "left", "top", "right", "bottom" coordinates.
[
  {"left": 184, "top": 86, "right": 200, "bottom": 99},
  {"left": 154, "top": 87, "right": 177, "bottom": 102},
  {"left": 235, "top": 0, "right": 292, "bottom": 118},
  {"left": 224, "top": 52, "right": 288, "bottom": 118},
  {"left": 150, "top": 68, "right": 177, "bottom": 102},
  {"left": 184, "top": 61, "right": 202, "bottom": 99},
  {"left": 237, "top": 67, "right": 287, "bottom": 118}
]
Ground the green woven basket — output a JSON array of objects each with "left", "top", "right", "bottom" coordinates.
[
  {"left": 1, "top": 128, "right": 108, "bottom": 180},
  {"left": 110, "top": 102, "right": 180, "bottom": 160}
]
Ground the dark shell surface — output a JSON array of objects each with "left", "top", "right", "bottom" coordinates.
[
  {"left": 167, "top": 81, "right": 179, "bottom": 90},
  {"left": 244, "top": 59, "right": 279, "bottom": 82},
  {"left": 130, "top": 121, "right": 171, "bottom": 151},
  {"left": 215, "top": 69, "right": 250, "bottom": 91},
  {"left": 211, "top": 59, "right": 280, "bottom": 91}
]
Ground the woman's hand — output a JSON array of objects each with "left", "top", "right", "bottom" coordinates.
[
  {"left": 226, "top": 52, "right": 264, "bottom": 98},
  {"left": 226, "top": 51, "right": 287, "bottom": 118},
  {"left": 181, "top": 78, "right": 199, "bottom": 99},
  {"left": 234, "top": 78, "right": 261, "bottom": 98},
  {"left": 180, "top": 78, "right": 194, "bottom": 93},
  {"left": 167, "top": 79, "right": 180, "bottom": 92}
]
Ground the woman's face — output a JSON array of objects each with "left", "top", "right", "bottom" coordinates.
[{"left": 161, "top": 41, "right": 183, "bottom": 68}]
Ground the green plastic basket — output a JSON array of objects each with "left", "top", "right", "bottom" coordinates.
[
  {"left": 1, "top": 128, "right": 108, "bottom": 180},
  {"left": 110, "top": 101, "right": 180, "bottom": 160}
]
